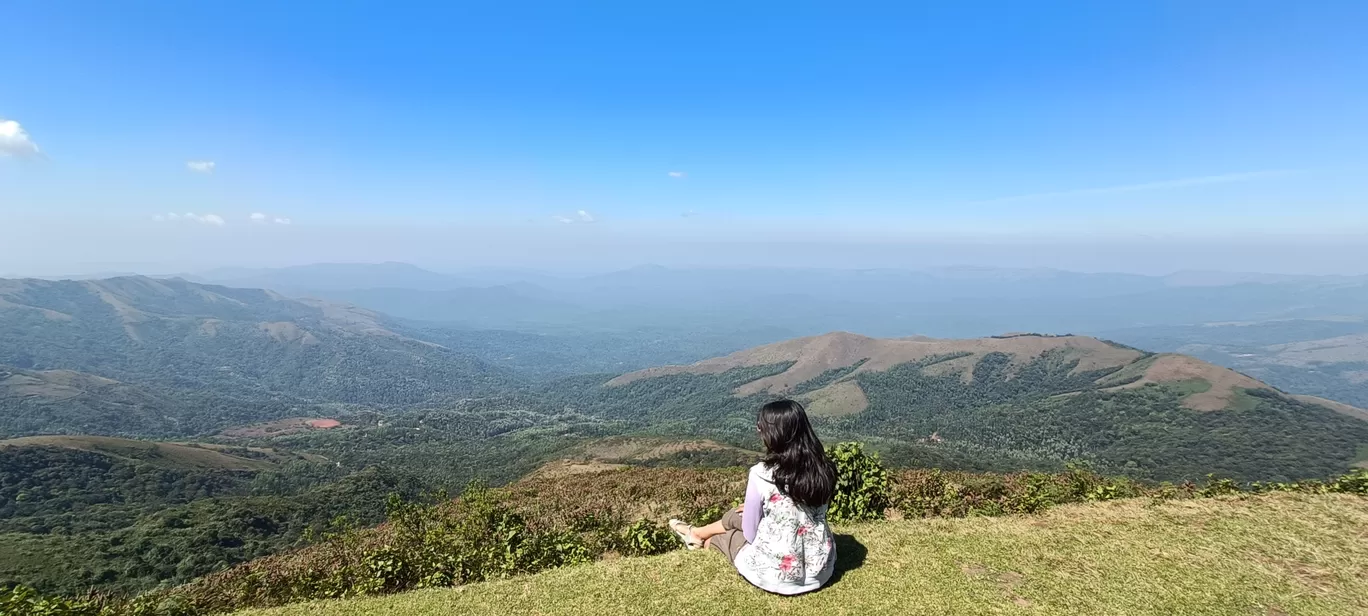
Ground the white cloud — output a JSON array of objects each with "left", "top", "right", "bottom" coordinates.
[
  {"left": 552, "top": 210, "right": 597, "bottom": 225},
  {"left": 0, "top": 119, "right": 41, "bottom": 158},
  {"left": 668, "top": 171, "right": 686, "bottom": 178},
  {"left": 163, "top": 212, "right": 226, "bottom": 225},
  {"left": 681, "top": 210, "right": 701, "bottom": 218},
  {"left": 186, "top": 160, "right": 216, "bottom": 173},
  {"left": 250, "top": 212, "right": 292, "bottom": 224},
  {"left": 974, "top": 170, "right": 1298, "bottom": 204}
]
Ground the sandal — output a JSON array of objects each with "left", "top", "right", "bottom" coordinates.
[{"left": 668, "top": 519, "right": 703, "bottom": 550}]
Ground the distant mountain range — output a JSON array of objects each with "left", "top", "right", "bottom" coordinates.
[
  {"left": 3, "top": 271, "right": 1366, "bottom": 482},
  {"left": 177, "top": 262, "right": 1368, "bottom": 335},
  {"left": 171, "top": 262, "right": 1368, "bottom": 407}
]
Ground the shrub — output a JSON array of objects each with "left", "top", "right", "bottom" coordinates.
[
  {"left": 0, "top": 585, "right": 100, "bottom": 616},
  {"left": 616, "top": 520, "right": 678, "bottom": 557},
  {"left": 127, "top": 482, "right": 596, "bottom": 614},
  {"left": 1330, "top": 468, "right": 1368, "bottom": 495},
  {"left": 1198, "top": 475, "right": 1242, "bottom": 498},
  {"left": 827, "top": 442, "right": 892, "bottom": 523}
]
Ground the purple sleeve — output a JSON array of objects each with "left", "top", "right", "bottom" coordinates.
[{"left": 742, "top": 473, "right": 763, "bottom": 544}]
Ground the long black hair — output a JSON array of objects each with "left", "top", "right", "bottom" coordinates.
[{"left": 757, "top": 399, "right": 835, "bottom": 508}]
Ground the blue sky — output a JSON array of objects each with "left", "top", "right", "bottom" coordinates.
[{"left": 2, "top": 1, "right": 1367, "bottom": 274}]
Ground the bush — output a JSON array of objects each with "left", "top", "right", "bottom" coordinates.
[
  {"left": 126, "top": 483, "right": 595, "bottom": 614},
  {"left": 827, "top": 442, "right": 892, "bottom": 523},
  {"left": 615, "top": 520, "right": 678, "bottom": 557},
  {"left": 1330, "top": 468, "right": 1368, "bottom": 495},
  {"left": 0, "top": 586, "right": 100, "bottom": 616},
  {"left": 1198, "top": 475, "right": 1242, "bottom": 498}
]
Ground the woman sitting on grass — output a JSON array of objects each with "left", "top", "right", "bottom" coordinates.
[{"left": 670, "top": 399, "right": 837, "bottom": 595}]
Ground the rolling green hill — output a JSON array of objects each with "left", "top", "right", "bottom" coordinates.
[
  {"left": 0, "top": 365, "right": 328, "bottom": 438},
  {"left": 233, "top": 493, "right": 1368, "bottom": 616},
  {"left": 590, "top": 332, "right": 1368, "bottom": 482},
  {"left": 0, "top": 276, "right": 519, "bottom": 435}
]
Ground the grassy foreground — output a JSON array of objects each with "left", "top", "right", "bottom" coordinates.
[{"left": 238, "top": 493, "right": 1368, "bottom": 616}]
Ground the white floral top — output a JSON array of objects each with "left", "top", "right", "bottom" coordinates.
[{"left": 734, "top": 462, "right": 836, "bottom": 595}]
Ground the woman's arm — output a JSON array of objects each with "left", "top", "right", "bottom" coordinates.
[{"left": 741, "top": 474, "right": 762, "bottom": 543}]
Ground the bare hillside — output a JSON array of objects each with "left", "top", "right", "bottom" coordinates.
[{"left": 607, "top": 332, "right": 1363, "bottom": 416}]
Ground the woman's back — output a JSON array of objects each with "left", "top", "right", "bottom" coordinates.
[{"left": 735, "top": 462, "right": 835, "bottom": 594}]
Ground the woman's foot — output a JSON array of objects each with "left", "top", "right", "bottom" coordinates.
[{"left": 668, "top": 519, "right": 703, "bottom": 550}]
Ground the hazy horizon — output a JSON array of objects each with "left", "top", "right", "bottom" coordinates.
[{"left": 5, "top": 231, "right": 1368, "bottom": 279}]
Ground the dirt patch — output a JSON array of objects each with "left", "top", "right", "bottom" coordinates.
[
  {"left": 961, "top": 563, "right": 1032, "bottom": 607},
  {"left": 220, "top": 417, "right": 345, "bottom": 438}
]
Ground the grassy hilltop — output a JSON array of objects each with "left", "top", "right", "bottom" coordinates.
[{"left": 237, "top": 493, "right": 1368, "bottom": 616}]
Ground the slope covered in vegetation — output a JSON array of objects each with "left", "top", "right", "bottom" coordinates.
[
  {"left": 244, "top": 492, "right": 1368, "bottom": 616},
  {"left": 12, "top": 445, "right": 1364, "bottom": 616}
]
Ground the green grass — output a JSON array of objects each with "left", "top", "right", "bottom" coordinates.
[
  {"left": 1227, "top": 387, "right": 1263, "bottom": 412},
  {"left": 1164, "top": 378, "right": 1214, "bottom": 397},
  {"left": 238, "top": 493, "right": 1368, "bottom": 616}
]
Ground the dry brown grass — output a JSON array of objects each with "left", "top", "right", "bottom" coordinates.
[
  {"left": 800, "top": 380, "right": 870, "bottom": 416},
  {"left": 0, "top": 435, "right": 322, "bottom": 470},
  {"left": 608, "top": 332, "right": 1143, "bottom": 397},
  {"left": 220, "top": 417, "right": 347, "bottom": 438},
  {"left": 1108, "top": 354, "right": 1270, "bottom": 411},
  {"left": 503, "top": 466, "right": 747, "bottom": 529}
]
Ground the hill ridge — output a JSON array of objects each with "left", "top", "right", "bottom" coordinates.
[{"left": 607, "top": 331, "right": 1335, "bottom": 416}]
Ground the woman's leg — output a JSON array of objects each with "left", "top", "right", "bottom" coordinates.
[
  {"left": 690, "top": 520, "right": 727, "bottom": 546},
  {"left": 692, "top": 507, "right": 743, "bottom": 547}
]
